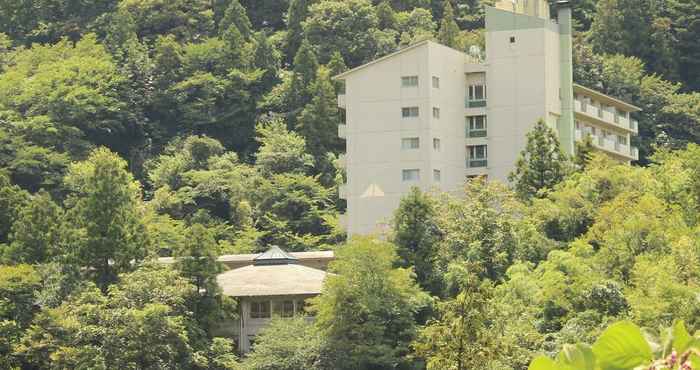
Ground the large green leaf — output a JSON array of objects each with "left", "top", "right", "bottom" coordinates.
[
  {"left": 528, "top": 356, "right": 559, "bottom": 370},
  {"left": 592, "top": 321, "right": 653, "bottom": 370},
  {"left": 672, "top": 320, "right": 692, "bottom": 353},
  {"left": 557, "top": 344, "right": 596, "bottom": 370}
]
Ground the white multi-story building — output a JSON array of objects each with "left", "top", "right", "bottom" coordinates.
[{"left": 335, "top": 0, "right": 640, "bottom": 235}]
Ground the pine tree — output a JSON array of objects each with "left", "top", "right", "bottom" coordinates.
[
  {"left": 5, "top": 190, "right": 63, "bottom": 264},
  {"left": 508, "top": 119, "right": 570, "bottom": 200},
  {"left": 326, "top": 51, "right": 347, "bottom": 93},
  {"left": 392, "top": 187, "right": 442, "bottom": 295},
  {"left": 219, "top": 0, "right": 252, "bottom": 40},
  {"left": 289, "top": 39, "right": 319, "bottom": 113},
  {"left": 285, "top": 0, "right": 309, "bottom": 63},
  {"left": 574, "top": 134, "right": 595, "bottom": 170},
  {"left": 64, "top": 148, "right": 150, "bottom": 291},
  {"left": 253, "top": 31, "right": 281, "bottom": 92},
  {"left": 296, "top": 67, "right": 341, "bottom": 158},
  {"left": 438, "top": 0, "right": 461, "bottom": 49}
]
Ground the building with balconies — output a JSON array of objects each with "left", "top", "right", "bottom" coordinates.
[{"left": 333, "top": 0, "right": 640, "bottom": 235}]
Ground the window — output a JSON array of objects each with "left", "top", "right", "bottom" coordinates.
[
  {"left": 432, "top": 76, "right": 440, "bottom": 88},
  {"left": 402, "top": 106, "right": 419, "bottom": 118},
  {"left": 401, "top": 75, "right": 418, "bottom": 87},
  {"left": 617, "top": 135, "right": 628, "bottom": 145},
  {"left": 401, "top": 137, "right": 420, "bottom": 150},
  {"left": 510, "top": 36, "right": 516, "bottom": 43},
  {"left": 468, "top": 85, "right": 486, "bottom": 100},
  {"left": 433, "top": 169, "right": 441, "bottom": 182},
  {"left": 296, "top": 299, "right": 311, "bottom": 316},
  {"left": 432, "top": 107, "right": 440, "bottom": 119},
  {"left": 273, "top": 300, "right": 295, "bottom": 318},
  {"left": 467, "top": 145, "right": 488, "bottom": 168},
  {"left": 402, "top": 169, "right": 420, "bottom": 182},
  {"left": 250, "top": 301, "right": 271, "bottom": 319},
  {"left": 433, "top": 138, "right": 441, "bottom": 151},
  {"left": 466, "top": 115, "right": 487, "bottom": 137}
]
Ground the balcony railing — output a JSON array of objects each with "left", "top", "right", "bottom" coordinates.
[
  {"left": 574, "top": 99, "right": 638, "bottom": 133},
  {"left": 466, "top": 99, "right": 487, "bottom": 108},
  {"left": 338, "top": 124, "right": 346, "bottom": 139},
  {"left": 467, "top": 159, "right": 488, "bottom": 168},
  {"left": 338, "top": 184, "right": 348, "bottom": 199},
  {"left": 337, "top": 94, "right": 346, "bottom": 108},
  {"left": 467, "top": 129, "right": 487, "bottom": 138}
]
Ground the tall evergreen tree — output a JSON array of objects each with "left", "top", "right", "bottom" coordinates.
[
  {"left": 508, "top": 119, "right": 570, "bottom": 200},
  {"left": 289, "top": 39, "right": 319, "bottom": 115},
  {"left": 219, "top": 0, "right": 253, "bottom": 40},
  {"left": 437, "top": 0, "right": 461, "bottom": 49},
  {"left": 326, "top": 51, "right": 347, "bottom": 93},
  {"left": 392, "top": 187, "right": 442, "bottom": 295},
  {"left": 253, "top": 31, "right": 281, "bottom": 93},
  {"left": 296, "top": 67, "right": 342, "bottom": 159},
  {"left": 4, "top": 190, "right": 63, "bottom": 264},
  {"left": 64, "top": 148, "right": 150, "bottom": 291},
  {"left": 285, "top": 0, "right": 309, "bottom": 63}
]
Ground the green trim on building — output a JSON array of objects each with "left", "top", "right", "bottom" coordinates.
[{"left": 557, "top": 6, "right": 575, "bottom": 154}]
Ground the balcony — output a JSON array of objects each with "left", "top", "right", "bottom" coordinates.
[
  {"left": 338, "top": 153, "right": 347, "bottom": 169},
  {"left": 630, "top": 119, "right": 638, "bottom": 132},
  {"left": 338, "top": 184, "right": 348, "bottom": 199},
  {"left": 576, "top": 129, "right": 638, "bottom": 161},
  {"left": 337, "top": 94, "right": 346, "bottom": 108},
  {"left": 467, "top": 159, "right": 488, "bottom": 168},
  {"left": 574, "top": 99, "right": 637, "bottom": 133},
  {"left": 466, "top": 99, "right": 487, "bottom": 108},
  {"left": 338, "top": 124, "right": 346, "bottom": 139},
  {"left": 338, "top": 213, "right": 347, "bottom": 231},
  {"left": 467, "top": 129, "right": 487, "bottom": 138}
]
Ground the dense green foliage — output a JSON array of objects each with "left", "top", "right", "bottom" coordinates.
[{"left": 0, "top": 0, "right": 698, "bottom": 368}]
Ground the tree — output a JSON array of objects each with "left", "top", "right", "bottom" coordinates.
[
  {"left": 509, "top": 119, "right": 570, "bottom": 200},
  {"left": 14, "top": 263, "right": 237, "bottom": 369},
  {"left": 312, "top": 236, "right": 430, "bottom": 370},
  {"left": 392, "top": 187, "right": 442, "bottom": 295},
  {"left": 437, "top": 0, "right": 460, "bottom": 49},
  {"left": 436, "top": 178, "right": 551, "bottom": 284},
  {"left": 4, "top": 190, "right": 63, "bottom": 264},
  {"left": 285, "top": 0, "right": 309, "bottom": 62},
  {"left": 574, "top": 134, "right": 595, "bottom": 170},
  {"left": 376, "top": 1, "right": 397, "bottom": 30},
  {"left": 413, "top": 270, "right": 494, "bottom": 370},
  {"left": 288, "top": 39, "right": 319, "bottom": 113},
  {"left": 0, "top": 171, "right": 29, "bottom": 245},
  {"left": 63, "top": 148, "right": 150, "bottom": 291},
  {"left": 174, "top": 224, "right": 227, "bottom": 332},
  {"left": 219, "top": 0, "right": 252, "bottom": 40},
  {"left": 253, "top": 31, "right": 282, "bottom": 93},
  {"left": 243, "top": 317, "right": 323, "bottom": 370},
  {"left": 255, "top": 118, "right": 313, "bottom": 176},
  {"left": 0, "top": 264, "right": 41, "bottom": 369},
  {"left": 296, "top": 67, "right": 343, "bottom": 159}
]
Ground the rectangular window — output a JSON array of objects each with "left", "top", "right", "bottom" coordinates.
[
  {"left": 401, "top": 137, "right": 420, "bottom": 150},
  {"left": 467, "top": 145, "right": 488, "bottom": 168},
  {"left": 433, "top": 169, "right": 441, "bottom": 182},
  {"left": 272, "top": 300, "right": 294, "bottom": 318},
  {"left": 617, "top": 135, "right": 628, "bottom": 145},
  {"left": 402, "top": 169, "right": 420, "bottom": 182},
  {"left": 432, "top": 76, "right": 440, "bottom": 88},
  {"left": 433, "top": 138, "right": 441, "bottom": 151},
  {"left": 401, "top": 75, "right": 418, "bottom": 87},
  {"left": 250, "top": 301, "right": 271, "bottom": 319},
  {"left": 432, "top": 107, "right": 440, "bottom": 119},
  {"left": 402, "top": 106, "right": 419, "bottom": 118},
  {"left": 469, "top": 85, "right": 486, "bottom": 100},
  {"left": 466, "top": 115, "right": 487, "bottom": 137}
]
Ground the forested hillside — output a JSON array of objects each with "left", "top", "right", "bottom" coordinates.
[{"left": 0, "top": 0, "right": 699, "bottom": 369}]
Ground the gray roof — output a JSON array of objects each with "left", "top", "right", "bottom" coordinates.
[
  {"left": 254, "top": 245, "right": 298, "bottom": 265},
  {"left": 158, "top": 250, "right": 334, "bottom": 264},
  {"left": 216, "top": 263, "right": 328, "bottom": 297}
]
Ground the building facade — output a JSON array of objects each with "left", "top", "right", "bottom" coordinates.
[{"left": 335, "top": 0, "right": 640, "bottom": 235}]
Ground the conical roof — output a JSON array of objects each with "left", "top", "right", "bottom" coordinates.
[{"left": 253, "top": 245, "right": 299, "bottom": 266}]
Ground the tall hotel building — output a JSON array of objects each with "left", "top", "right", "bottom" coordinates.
[{"left": 335, "top": 0, "right": 641, "bottom": 235}]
